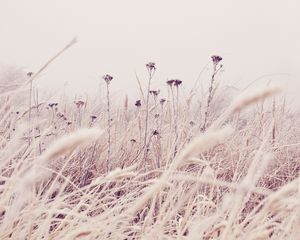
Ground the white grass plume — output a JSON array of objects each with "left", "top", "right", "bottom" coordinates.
[
  {"left": 42, "top": 127, "right": 103, "bottom": 161},
  {"left": 210, "top": 84, "right": 282, "bottom": 130},
  {"left": 230, "top": 84, "right": 283, "bottom": 113}
]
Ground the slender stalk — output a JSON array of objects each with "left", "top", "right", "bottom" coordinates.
[
  {"left": 106, "top": 82, "right": 111, "bottom": 172},
  {"left": 143, "top": 71, "right": 153, "bottom": 148},
  {"left": 103, "top": 74, "right": 113, "bottom": 172},
  {"left": 143, "top": 63, "right": 156, "bottom": 163}
]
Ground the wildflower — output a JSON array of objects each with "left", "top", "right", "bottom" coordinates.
[
  {"left": 27, "top": 72, "right": 34, "bottom": 78},
  {"left": 56, "top": 112, "right": 65, "bottom": 118},
  {"left": 160, "top": 98, "right": 166, "bottom": 105},
  {"left": 189, "top": 121, "right": 195, "bottom": 126},
  {"left": 149, "top": 90, "right": 160, "bottom": 96},
  {"left": 74, "top": 100, "right": 85, "bottom": 108},
  {"left": 146, "top": 62, "right": 156, "bottom": 72},
  {"left": 174, "top": 79, "right": 182, "bottom": 87},
  {"left": 166, "top": 80, "right": 175, "bottom": 86},
  {"left": 135, "top": 100, "right": 142, "bottom": 107},
  {"left": 103, "top": 74, "right": 113, "bottom": 84},
  {"left": 48, "top": 103, "right": 58, "bottom": 108},
  {"left": 211, "top": 55, "right": 223, "bottom": 65},
  {"left": 90, "top": 115, "right": 97, "bottom": 120},
  {"left": 152, "top": 130, "right": 159, "bottom": 136}
]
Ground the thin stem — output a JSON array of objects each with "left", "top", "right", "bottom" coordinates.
[
  {"left": 106, "top": 83, "right": 111, "bottom": 172},
  {"left": 143, "top": 71, "right": 153, "bottom": 160}
]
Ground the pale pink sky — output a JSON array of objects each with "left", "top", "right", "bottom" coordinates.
[{"left": 0, "top": 0, "right": 299, "bottom": 103}]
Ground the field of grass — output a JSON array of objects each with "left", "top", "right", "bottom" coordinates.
[{"left": 0, "top": 47, "right": 299, "bottom": 239}]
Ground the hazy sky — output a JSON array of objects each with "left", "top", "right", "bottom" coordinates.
[{"left": 0, "top": 0, "right": 299, "bottom": 102}]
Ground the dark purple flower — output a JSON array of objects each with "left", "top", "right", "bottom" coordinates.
[
  {"left": 146, "top": 62, "right": 156, "bottom": 71},
  {"left": 90, "top": 115, "right": 97, "bottom": 120},
  {"left": 160, "top": 98, "right": 166, "bottom": 105},
  {"left": 149, "top": 90, "right": 160, "bottom": 96},
  {"left": 211, "top": 55, "right": 223, "bottom": 65},
  {"left": 166, "top": 80, "right": 175, "bottom": 86},
  {"left": 48, "top": 102, "right": 58, "bottom": 108},
  {"left": 189, "top": 121, "right": 195, "bottom": 126},
  {"left": 56, "top": 112, "right": 65, "bottom": 118},
  {"left": 174, "top": 79, "right": 182, "bottom": 87},
  {"left": 135, "top": 100, "right": 142, "bottom": 107},
  {"left": 74, "top": 100, "right": 85, "bottom": 108},
  {"left": 27, "top": 72, "right": 34, "bottom": 78},
  {"left": 103, "top": 74, "right": 113, "bottom": 84},
  {"left": 152, "top": 130, "right": 159, "bottom": 136}
]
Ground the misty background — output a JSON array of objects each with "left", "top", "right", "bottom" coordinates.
[{"left": 0, "top": 0, "right": 299, "bottom": 104}]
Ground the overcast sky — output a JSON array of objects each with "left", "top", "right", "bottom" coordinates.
[{"left": 0, "top": 0, "right": 299, "bottom": 102}]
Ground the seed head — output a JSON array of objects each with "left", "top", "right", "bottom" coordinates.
[
  {"left": 146, "top": 62, "right": 156, "bottom": 72},
  {"left": 160, "top": 98, "right": 166, "bottom": 105},
  {"left": 152, "top": 130, "right": 159, "bottom": 136},
  {"left": 103, "top": 74, "right": 113, "bottom": 84},
  {"left": 135, "top": 100, "right": 142, "bottom": 107},
  {"left": 74, "top": 100, "right": 85, "bottom": 108},
  {"left": 174, "top": 79, "right": 182, "bottom": 87},
  {"left": 27, "top": 72, "right": 34, "bottom": 78},
  {"left": 166, "top": 80, "right": 175, "bottom": 86},
  {"left": 211, "top": 55, "right": 223, "bottom": 65},
  {"left": 48, "top": 103, "right": 58, "bottom": 108},
  {"left": 90, "top": 115, "right": 97, "bottom": 120},
  {"left": 149, "top": 90, "right": 160, "bottom": 96}
]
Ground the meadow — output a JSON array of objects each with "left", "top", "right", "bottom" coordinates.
[{"left": 0, "top": 42, "right": 299, "bottom": 239}]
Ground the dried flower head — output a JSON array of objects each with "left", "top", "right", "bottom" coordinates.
[
  {"left": 103, "top": 74, "right": 113, "bottom": 84},
  {"left": 27, "top": 72, "right": 34, "bottom": 78},
  {"left": 174, "top": 79, "right": 182, "bottom": 87},
  {"left": 146, "top": 62, "right": 156, "bottom": 71},
  {"left": 56, "top": 112, "right": 65, "bottom": 118},
  {"left": 149, "top": 90, "right": 160, "bottom": 96},
  {"left": 160, "top": 98, "right": 166, "bottom": 105},
  {"left": 48, "top": 103, "right": 58, "bottom": 108},
  {"left": 135, "top": 100, "right": 142, "bottom": 107},
  {"left": 74, "top": 100, "right": 85, "bottom": 108},
  {"left": 152, "top": 130, "right": 159, "bottom": 136},
  {"left": 166, "top": 80, "right": 175, "bottom": 86},
  {"left": 90, "top": 115, "right": 97, "bottom": 120},
  {"left": 211, "top": 55, "right": 223, "bottom": 65}
]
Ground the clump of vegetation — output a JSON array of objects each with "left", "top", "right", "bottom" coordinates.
[{"left": 0, "top": 42, "right": 299, "bottom": 239}]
